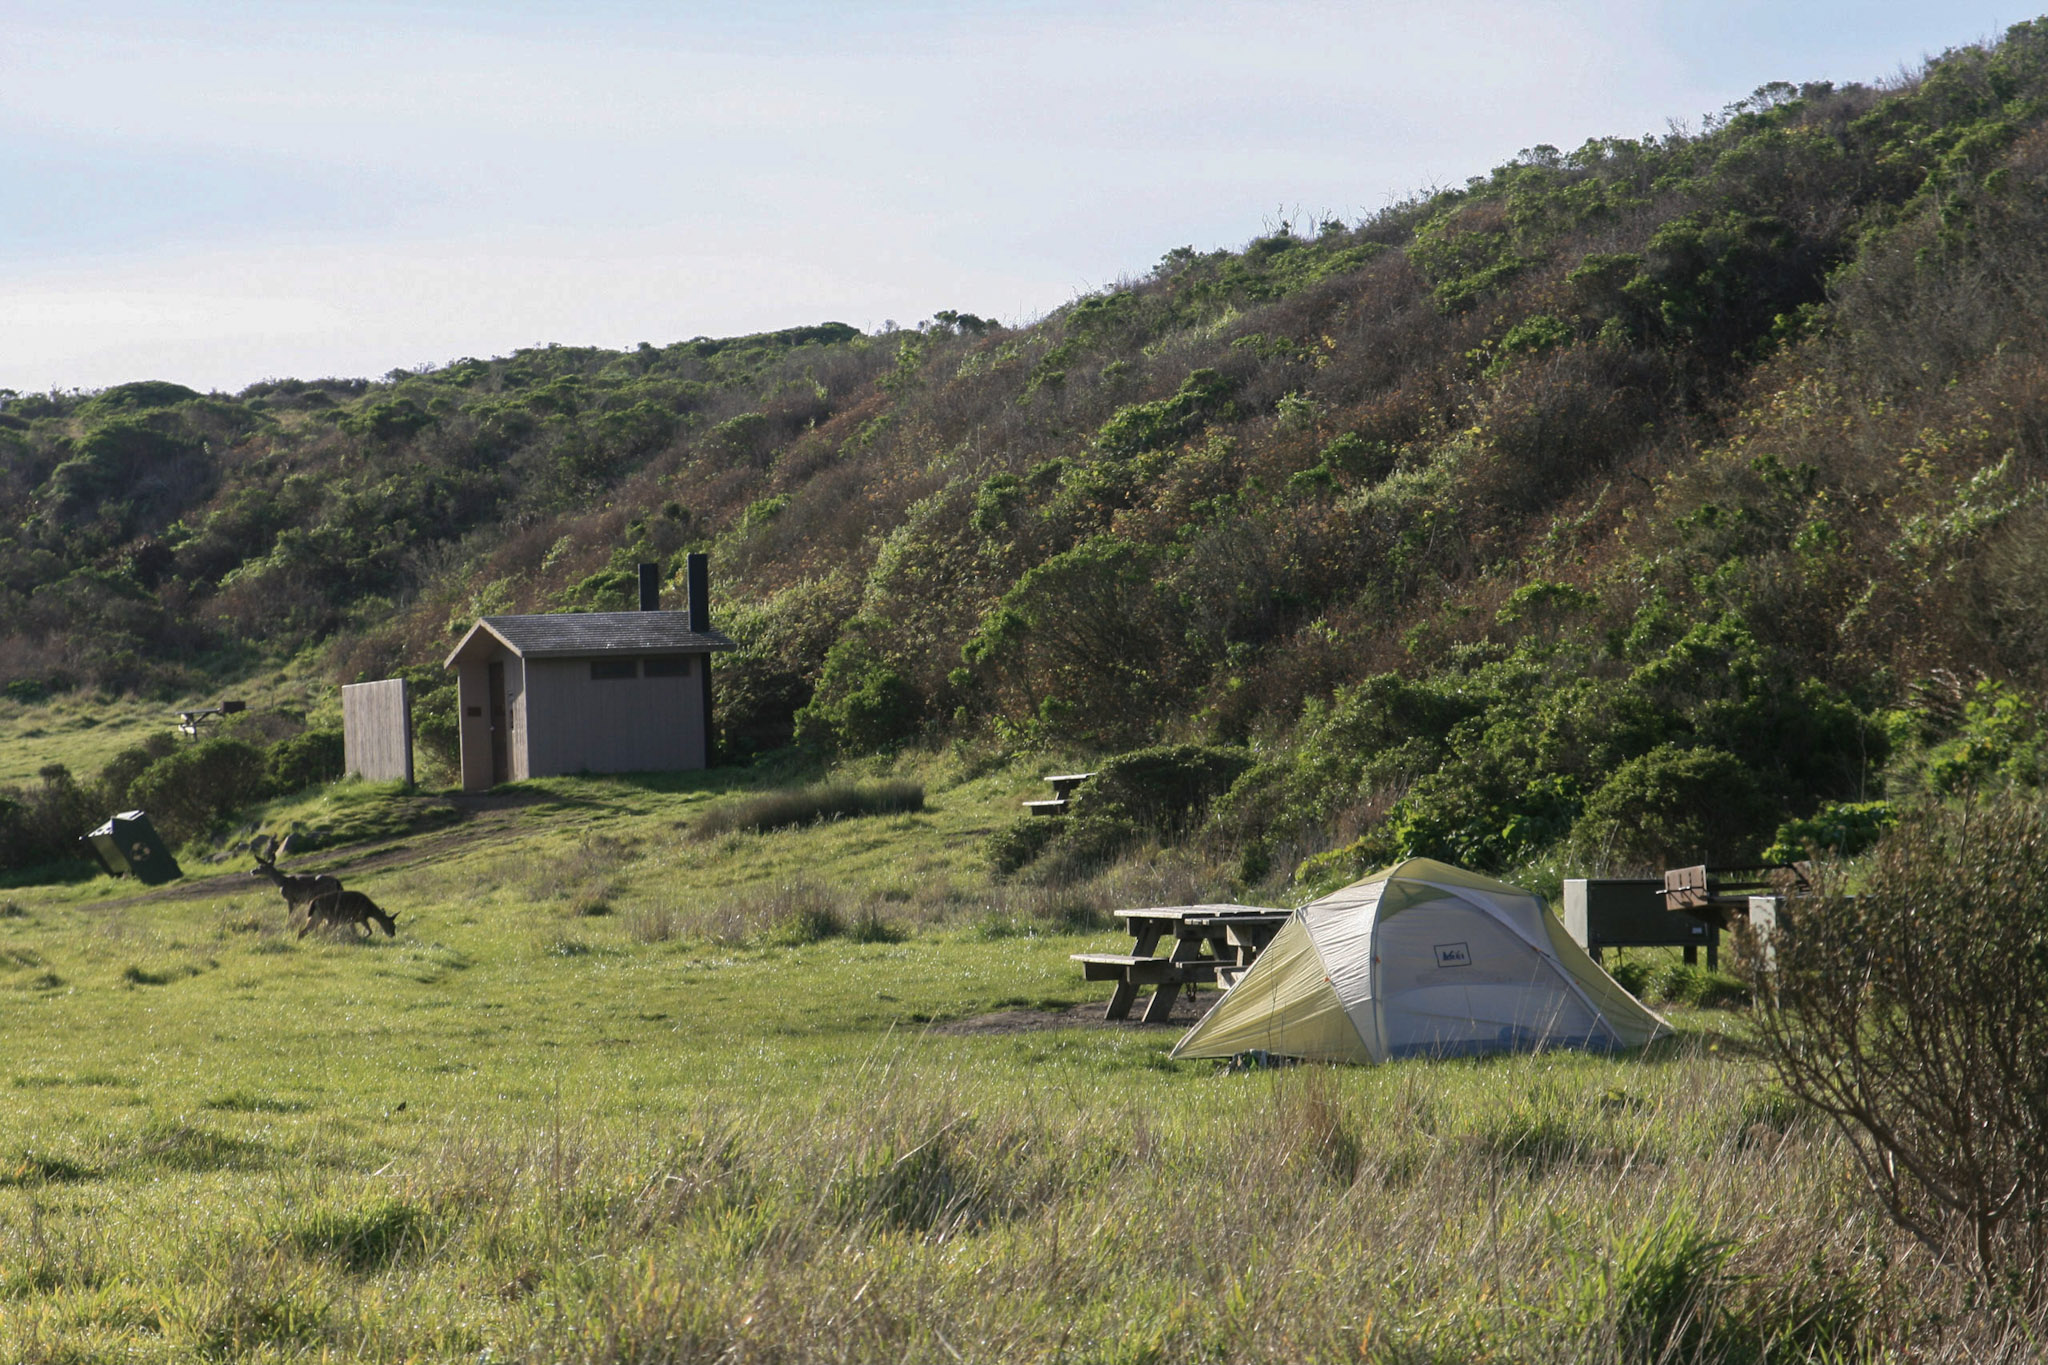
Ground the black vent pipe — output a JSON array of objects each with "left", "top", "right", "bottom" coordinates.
[
  {"left": 686, "top": 553, "right": 709, "bottom": 631},
  {"left": 637, "top": 562, "right": 659, "bottom": 611}
]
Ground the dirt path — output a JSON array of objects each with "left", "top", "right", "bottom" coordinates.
[{"left": 79, "top": 794, "right": 547, "bottom": 909}]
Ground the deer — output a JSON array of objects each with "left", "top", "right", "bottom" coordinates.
[
  {"left": 249, "top": 834, "right": 342, "bottom": 924},
  {"left": 299, "top": 889, "right": 398, "bottom": 939}
]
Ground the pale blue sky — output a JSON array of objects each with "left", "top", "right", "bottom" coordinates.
[{"left": 1, "top": 2, "right": 2029, "bottom": 393}]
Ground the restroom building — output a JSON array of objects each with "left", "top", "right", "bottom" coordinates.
[{"left": 443, "top": 554, "right": 733, "bottom": 790}]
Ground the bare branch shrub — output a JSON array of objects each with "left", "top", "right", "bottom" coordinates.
[{"left": 1750, "top": 797, "right": 2048, "bottom": 1317}]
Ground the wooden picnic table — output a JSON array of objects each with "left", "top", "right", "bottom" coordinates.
[
  {"left": 1023, "top": 771, "right": 1097, "bottom": 816},
  {"left": 1072, "top": 903, "right": 1292, "bottom": 1023}
]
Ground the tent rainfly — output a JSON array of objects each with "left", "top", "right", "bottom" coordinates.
[{"left": 1171, "top": 858, "right": 1668, "bottom": 1063}]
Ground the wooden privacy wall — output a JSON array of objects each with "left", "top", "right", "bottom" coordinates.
[{"left": 342, "top": 679, "right": 414, "bottom": 783}]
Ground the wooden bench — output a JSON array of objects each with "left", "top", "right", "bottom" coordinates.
[
  {"left": 1073, "top": 905, "right": 1290, "bottom": 1024},
  {"left": 1025, "top": 772, "right": 1097, "bottom": 816},
  {"left": 1072, "top": 953, "right": 1224, "bottom": 985}
]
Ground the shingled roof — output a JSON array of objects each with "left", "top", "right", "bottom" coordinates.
[{"left": 445, "top": 611, "right": 736, "bottom": 666}]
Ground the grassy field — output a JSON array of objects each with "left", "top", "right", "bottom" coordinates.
[
  {"left": 0, "top": 733, "right": 2017, "bottom": 1361},
  {"left": 0, "top": 663, "right": 344, "bottom": 791}
]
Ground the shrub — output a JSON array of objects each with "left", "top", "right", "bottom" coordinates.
[
  {"left": 713, "top": 575, "right": 860, "bottom": 759},
  {"left": 1028, "top": 813, "right": 1142, "bottom": 883},
  {"left": 1568, "top": 745, "right": 1775, "bottom": 872},
  {"left": 958, "top": 536, "right": 1179, "bottom": 746},
  {"left": 1751, "top": 798, "right": 2048, "bottom": 1316},
  {"left": 763, "top": 887, "right": 847, "bottom": 947},
  {"left": 0, "top": 766, "right": 103, "bottom": 874},
  {"left": 391, "top": 667, "right": 458, "bottom": 774},
  {"left": 1919, "top": 681, "right": 2047, "bottom": 796},
  {"left": 984, "top": 815, "right": 1067, "bottom": 877},
  {"left": 265, "top": 729, "right": 344, "bottom": 794},
  {"left": 706, "top": 411, "right": 772, "bottom": 464},
  {"left": 1608, "top": 959, "right": 1654, "bottom": 998},
  {"left": 1763, "top": 800, "right": 1897, "bottom": 863},
  {"left": 1074, "top": 744, "right": 1252, "bottom": 834},
  {"left": 96, "top": 733, "right": 180, "bottom": 811},
  {"left": 1484, "top": 313, "right": 1574, "bottom": 376},
  {"left": 791, "top": 624, "right": 920, "bottom": 757},
  {"left": 127, "top": 738, "right": 272, "bottom": 845},
  {"left": 1093, "top": 369, "right": 1236, "bottom": 457}
]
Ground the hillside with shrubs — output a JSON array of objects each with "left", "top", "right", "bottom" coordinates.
[{"left": 8, "top": 24, "right": 2048, "bottom": 887}]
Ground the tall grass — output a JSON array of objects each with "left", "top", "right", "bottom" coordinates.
[
  {"left": 690, "top": 780, "right": 925, "bottom": 839},
  {"left": 1, "top": 1055, "right": 2024, "bottom": 1362}
]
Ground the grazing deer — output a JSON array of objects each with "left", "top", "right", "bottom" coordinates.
[
  {"left": 249, "top": 834, "right": 341, "bottom": 922},
  {"left": 299, "top": 889, "right": 397, "bottom": 939}
]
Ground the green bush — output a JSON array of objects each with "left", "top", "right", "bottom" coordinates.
[
  {"left": 96, "top": 734, "right": 180, "bottom": 812},
  {"left": 1074, "top": 744, "right": 1252, "bottom": 833},
  {"left": 1093, "top": 369, "right": 1237, "bottom": 457},
  {"left": 1030, "top": 813, "right": 1143, "bottom": 882},
  {"left": 0, "top": 766, "right": 103, "bottom": 874},
  {"left": 1920, "top": 681, "right": 2046, "bottom": 795},
  {"left": 1287, "top": 432, "right": 1399, "bottom": 492},
  {"left": 265, "top": 729, "right": 344, "bottom": 794},
  {"left": 706, "top": 412, "right": 772, "bottom": 463},
  {"left": 1484, "top": 313, "right": 1574, "bottom": 375},
  {"left": 1763, "top": 800, "right": 1897, "bottom": 863},
  {"left": 127, "top": 738, "right": 272, "bottom": 845},
  {"left": 712, "top": 576, "right": 861, "bottom": 759},
  {"left": 1568, "top": 745, "right": 1775, "bottom": 872},
  {"left": 391, "top": 667, "right": 458, "bottom": 773},
  {"left": 984, "top": 815, "right": 1067, "bottom": 877},
  {"left": 1385, "top": 767, "right": 1581, "bottom": 872},
  {"left": 340, "top": 398, "right": 434, "bottom": 443},
  {"left": 792, "top": 624, "right": 920, "bottom": 757},
  {"left": 958, "top": 537, "right": 1176, "bottom": 746},
  {"left": 1608, "top": 959, "right": 1654, "bottom": 998}
]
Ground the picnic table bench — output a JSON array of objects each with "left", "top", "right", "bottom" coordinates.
[
  {"left": 1024, "top": 771, "right": 1097, "bottom": 816},
  {"left": 1073, "top": 903, "right": 1292, "bottom": 1023}
]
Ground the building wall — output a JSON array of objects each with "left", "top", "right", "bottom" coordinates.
[
  {"left": 522, "top": 655, "right": 706, "bottom": 776},
  {"left": 341, "top": 679, "right": 414, "bottom": 783}
]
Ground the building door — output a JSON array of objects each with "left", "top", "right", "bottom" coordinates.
[{"left": 487, "top": 660, "right": 509, "bottom": 785}]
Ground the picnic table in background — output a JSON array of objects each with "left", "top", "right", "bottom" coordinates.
[
  {"left": 1022, "top": 771, "right": 1096, "bottom": 817},
  {"left": 1072, "top": 904, "right": 1292, "bottom": 1023}
]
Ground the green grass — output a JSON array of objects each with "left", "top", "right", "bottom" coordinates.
[
  {"left": 0, "top": 745, "right": 2009, "bottom": 1359},
  {"left": 0, "top": 657, "right": 341, "bottom": 790}
]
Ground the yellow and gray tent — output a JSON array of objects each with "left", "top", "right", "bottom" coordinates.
[{"left": 1171, "top": 858, "right": 1667, "bottom": 1063}]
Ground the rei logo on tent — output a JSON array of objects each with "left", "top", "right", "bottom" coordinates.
[{"left": 1433, "top": 942, "right": 1472, "bottom": 968}]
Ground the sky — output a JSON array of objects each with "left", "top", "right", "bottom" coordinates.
[{"left": 0, "top": 1, "right": 2032, "bottom": 394}]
